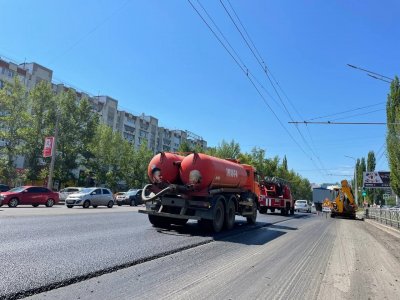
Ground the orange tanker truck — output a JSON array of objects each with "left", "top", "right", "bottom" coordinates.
[{"left": 139, "top": 152, "right": 260, "bottom": 233}]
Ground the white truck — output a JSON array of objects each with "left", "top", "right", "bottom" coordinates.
[{"left": 312, "top": 187, "right": 335, "bottom": 212}]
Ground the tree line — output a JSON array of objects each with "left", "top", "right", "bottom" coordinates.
[
  {"left": 353, "top": 76, "right": 400, "bottom": 206},
  {"left": 0, "top": 77, "right": 153, "bottom": 191},
  {"left": 0, "top": 77, "right": 311, "bottom": 198}
]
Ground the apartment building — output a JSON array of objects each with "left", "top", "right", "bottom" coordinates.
[{"left": 0, "top": 57, "right": 207, "bottom": 158}]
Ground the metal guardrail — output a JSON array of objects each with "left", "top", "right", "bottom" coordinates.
[{"left": 366, "top": 208, "right": 400, "bottom": 229}]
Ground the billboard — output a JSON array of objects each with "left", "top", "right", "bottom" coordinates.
[
  {"left": 43, "top": 136, "right": 54, "bottom": 158},
  {"left": 363, "top": 171, "right": 390, "bottom": 188}
]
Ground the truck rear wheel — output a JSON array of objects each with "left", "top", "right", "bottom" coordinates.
[
  {"left": 224, "top": 196, "right": 236, "bottom": 230},
  {"left": 148, "top": 215, "right": 171, "bottom": 229}
]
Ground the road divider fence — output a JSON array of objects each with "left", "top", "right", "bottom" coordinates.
[{"left": 366, "top": 208, "right": 400, "bottom": 229}]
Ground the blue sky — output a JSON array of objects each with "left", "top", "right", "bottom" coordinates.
[{"left": 2, "top": 0, "right": 398, "bottom": 185}]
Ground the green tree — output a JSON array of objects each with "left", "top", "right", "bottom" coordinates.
[
  {"left": 214, "top": 139, "right": 241, "bottom": 159},
  {"left": 192, "top": 143, "right": 205, "bottom": 153},
  {"left": 87, "top": 124, "right": 114, "bottom": 187},
  {"left": 51, "top": 91, "right": 99, "bottom": 186},
  {"left": 288, "top": 172, "right": 312, "bottom": 200},
  {"left": 130, "top": 141, "right": 154, "bottom": 188},
  {"left": 367, "top": 151, "right": 376, "bottom": 172},
  {"left": 178, "top": 141, "right": 192, "bottom": 154},
  {"left": 356, "top": 158, "right": 364, "bottom": 190},
  {"left": 366, "top": 150, "right": 377, "bottom": 204},
  {"left": 386, "top": 76, "right": 400, "bottom": 197},
  {"left": 86, "top": 125, "right": 152, "bottom": 191},
  {"left": 282, "top": 155, "right": 288, "bottom": 171},
  {"left": 0, "top": 77, "right": 31, "bottom": 185},
  {"left": 238, "top": 147, "right": 267, "bottom": 175},
  {"left": 24, "top": 81, "right": 55, "bottom": 181}
]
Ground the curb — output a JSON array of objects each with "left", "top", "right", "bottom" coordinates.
[{"left": 364, "top": 218, "right": 400, "bottom": 239}]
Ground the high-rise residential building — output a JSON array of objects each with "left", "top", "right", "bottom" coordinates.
[{"left": 0, "top": 57, "right": 207, "bottom": 160}]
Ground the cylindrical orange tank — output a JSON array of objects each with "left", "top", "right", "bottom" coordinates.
[
  {"left": 180, "top": 153, "right": 248, "bottom": 191},
  {"left": 148, "top": 152, "right": 185, "bottom": 184}
]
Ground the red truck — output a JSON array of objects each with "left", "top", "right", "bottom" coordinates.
[
  {"left": 139, "top": 152, "right": 260, "bottom": 233},
  {"left": 258, "top": 177, "right": 294, "bottom": 216}
]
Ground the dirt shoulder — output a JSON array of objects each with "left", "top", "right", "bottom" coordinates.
[{"left": 318, "top": 219, "right": 400, "bottom": 299}]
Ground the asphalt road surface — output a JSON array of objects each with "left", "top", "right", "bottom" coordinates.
[{"left": 1, "top": 206, "right": 400, "bottom": 299}]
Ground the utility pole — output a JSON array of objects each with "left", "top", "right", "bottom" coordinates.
[{"left": 47, "top": 111, "right": 60, "bottom": 190}]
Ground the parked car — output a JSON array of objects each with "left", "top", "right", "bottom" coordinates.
[
  {"left": 0, "top": 184, "right": 10, "bottom": 192},
  {"left": 59, "top": 187, "right": 83, "bottom": 201},
  {"left": 65, "top": 187, "right": 114, "bottom": 208},
  {"left": 0, "top": 186, "right": 59, "bottom": 207},
  {"left": 389, "top": 205, "right": 400, "bottom": 212},
  {"left": 116, "top": 189, "right": 143, "bottom": 206},
  {"left": 294, "top": 200, "right": 311, "bottom": 213}
]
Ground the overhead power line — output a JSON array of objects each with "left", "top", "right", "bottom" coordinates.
[
  {"left": 307, "top": 102, "right": 386, "bottom": 121},
  {"left": 331, "top": 108, "right": 385, "bottom": 121},
  {"left": 219, "top": 0, "right": 330, "bottom": 178},
  {"left": 188, "top": 0, "right": 329, "bottom": 179},
  {"left": 367, "top": 74, "right": 392, "bottom": 84},
  {"left": 289, "top": 121, "right": 388, "bottom": 125},
  {"left": 48, "top": 0, "right": 130, "bottom": 64},
  {"left": 347, "top": 64, "right": 398, "bottom": 86},
  {"left": 347, "top": 64, "right": 394, "bottom": 81}
]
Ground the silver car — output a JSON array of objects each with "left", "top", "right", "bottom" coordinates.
[
  {"left": 59, "top": 187, "right": 83, "bottom": 201},
  {"left": 65, "top": 187, "right": 114, "bottom": 208},
  {"left": 295, "top": 200, "right": 311, "bottom": 213}
]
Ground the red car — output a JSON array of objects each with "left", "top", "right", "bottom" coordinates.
[{"left": 0, "top": 186, "right": 59, "bottom": 207}]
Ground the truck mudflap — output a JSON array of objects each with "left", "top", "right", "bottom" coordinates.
[{"left": 138, "top": 209, "right": 201, "bottom": 220}]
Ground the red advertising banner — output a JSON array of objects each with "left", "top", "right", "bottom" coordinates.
[{"left": 43, "top": 136, "right": 54, "bottom": 157}]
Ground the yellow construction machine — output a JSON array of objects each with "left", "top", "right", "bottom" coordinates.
[{"left": 330, "top": 179, "right": 357, "bottom": 219}]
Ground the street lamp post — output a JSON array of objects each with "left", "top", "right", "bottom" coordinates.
[
  {"left": 47, "top": 111, "right": 60, "bottom": 190},
  {"left": 345, "top": 155, "right": 358, "bottom": 205}
]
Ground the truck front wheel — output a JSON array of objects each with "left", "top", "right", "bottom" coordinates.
[
  {"left": 202, "top": 198, "right": 225, "bottom": 233},
  {"left": 246, "top": 198, "right": 257, "bottom": 225},
  {"left": 259, "top": 207, "right": 267, "bottom": 214},
  {"left": 170, "top": 218, "right": 188, "bottom": 226}
]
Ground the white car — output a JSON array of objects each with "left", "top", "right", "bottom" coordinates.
[
  {"left": 59, "top": 187, "right": 83, "bottom": 201},
  {"left": 294, "top": 200, "right": 311, "bottom": 213},
  {"left": 65, "top": 187, "right": 114, "bottom": 208}
]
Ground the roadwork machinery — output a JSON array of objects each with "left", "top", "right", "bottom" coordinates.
[{"left": 331, "top": 180, "right": 357, "bottom": 219}]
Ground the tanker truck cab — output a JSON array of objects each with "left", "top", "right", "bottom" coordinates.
[{"left": 139, "top": 152, "right": 259, "bottom": 233}]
